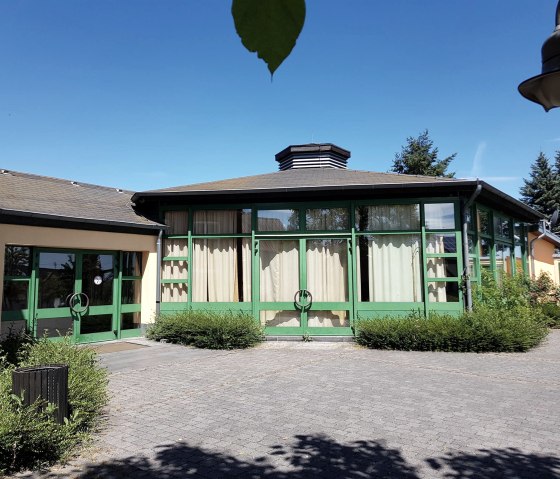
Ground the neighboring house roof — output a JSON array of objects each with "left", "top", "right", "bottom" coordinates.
[
  {"left": 531, "top": 228, "right": 560, "bottom": 248},
  {"left": 0, "top": 169, "right": 164, "bottom": 232},
  {"left": 133, "top": 169, "right": 543, "bottom": 223}
]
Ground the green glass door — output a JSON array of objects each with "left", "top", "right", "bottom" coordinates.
[
  {"left": 257, "top": 237, "right": 353, "bottom": 336},
  {"left": 33, "top": 250, "right": 118, "bottom": 343}
]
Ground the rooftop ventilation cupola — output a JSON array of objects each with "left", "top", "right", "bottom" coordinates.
[{"left": 275, "top": 143, "right": 351, "bottom": 171}]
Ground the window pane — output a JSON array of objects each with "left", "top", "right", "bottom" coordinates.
[
  {"left": 355, "top": 204, "right": 420, "bottom": 231},
  {"left": 80, "top": 314, "right": 112, "bottom": 334},
  {"left": 164, "top": 211, "right": 188, "bottom": 235},
  {"left": 428, "top": 282, "right": 460, "bottom": 302},
  {"left": 468, "top": 257, "right": 477, "bottom": 277},
  {"left": 468, "top": 235, "right": 475, "bottom": 254},
  {"left": 193, "top": 210, "right": 250, "bottom": 234},
  {"left": 162, "top": 283, "right": 187, "bottom": 302},
  {"left": 496, "top": 244, "right": 513, "bottom": 276},
  {"left": 260, "top": 310, "right": 300, "bottom": 327},
  {"left": 357, "top": 234, "right": 422, "bottom": 302},
  {"left": 306, "top": 240, "right": 348, "bottom": 301},
  {"left": 257, "top": 209, "right": 299, "bottom": 231},
  {"left": 260, "top": 240, "right": 299, "bottom": 301},
  {"left": 82, "top": 254, "right": 114, "bottom": 307},
  {"left": 162, "top": 260, "right": 187, "bottom": 280},
  {"left": 37, "top": 318, "right": 73, "bottom": 338},
  {"left": 427, "top": 258, "right": 458, "bottom": 278},
  {"left": 164, "top": 239, "right": 188, "bottom": 257},
  {"left": 480, "top": 238, "right": 491, "bottom": 271},
  {"left": 425, "top": 203, "right": 455, "bottom": 230},
  {"left": 38, "top": 252, "right": 75, "bottom": 309},
  {"left": 307, "top": 311, "right": 349, "bottom": 327},
  {"left": 514, "top": 244, "right": 524, "bottom": 273},
  {"left": 121, "top": 312, "right": 141, "bottom": 330},
  {"left": 193, "top": 238, "right": 251, "bottom": 302},
  {"left": 426, "top": 234, "right": 457, "bottom": 253},
  {"left": 2, "top": 281, "right": 28, "bottom": 311},
  {"left": 122, "top": 252, "right": 142, "bottom": 277},
  {"left": 306, "top": 208, "right": 348, "bottom": 230},
  {"left": 121, "top": 280, "right": 142, "bottom": 304},
  {"left": 478, "top": 210, "right": 490, "bottom": 235},
  {"left": 4, "top": 246, "right": 31, "bottom": 277},
  {"left": 494, "top": 216, "right": 511, "bottom": 239}
]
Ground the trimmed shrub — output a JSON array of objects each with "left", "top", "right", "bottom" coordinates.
[
  {"left": 356, "top": 272, "right": 548, "bottom": 353},
  {"left": 355, "top": 308, "right": 547, "bottom": 353},
  {"left": 0, "top": 337, "right": 107, "bottom": 475},
  {"left": 147, "top": 310, "right": 264, "bottom": 349}
]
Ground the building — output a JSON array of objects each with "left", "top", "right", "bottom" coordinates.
[
  {"left": 0, "top": 144, "right": 542, "bottom": 342},
  {"left": 528, "top": 227, "right": 560, "bottom": 283}
]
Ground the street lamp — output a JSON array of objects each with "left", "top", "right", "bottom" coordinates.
[{"left": 519, "top": 1, "right": 560, "bottom": 111}]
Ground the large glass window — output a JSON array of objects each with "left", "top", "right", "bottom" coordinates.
[
  {"left": 357, "top": 234, "right": 422, "bottom": 302},
  {"left": 38, "top": 252, "right": 75, "bottom": 309},
  {"left": 2, "top": 246, "right": 32, "bottom": 313},
  {"left": 259, "top": 240, "right": 299, "bottom": 302},
  {"left": 306, "top": 239, "right": 348, "bottom": 302},
  {"left": 192, "top": 238, "right": 251, "bottom": 302},
  {"left": 356, "top": 204, "right": 420, "bottom": 231}
]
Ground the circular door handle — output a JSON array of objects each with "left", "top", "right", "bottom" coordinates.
[
  {"left": 294, "top": 289, "right": 312, "bottom": 311},
  {"left": 67, "top": 292, "right": 89, "bottom": 315}
]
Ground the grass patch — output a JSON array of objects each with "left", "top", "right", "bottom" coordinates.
[
  {"left": 147, "top": 310, "right": 264, "bottom": 349},
  {"left": 0, "top": 336, "right": 107, "bottom": 475}
]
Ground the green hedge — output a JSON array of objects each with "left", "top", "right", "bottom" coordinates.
[
  {"left": 355, "top": 308, "right": 547, "bottom": 353},
  {"left": 356, "top": 273, "right": 548, "bottom": 353},
  {"left": 147, "top": 310, "right": 265, "bottom": 349},
  {"left": 0, "top": 337, "right": 107, "bottom": 475}
]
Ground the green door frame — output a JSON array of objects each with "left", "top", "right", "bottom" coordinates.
[
  {"left": 256, "top": 236, "right": 354, "bottom": 336},
  {"left": 32, "top": 248, "right": 120, "bottom": 343}
]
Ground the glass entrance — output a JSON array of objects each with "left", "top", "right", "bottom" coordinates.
[
  {"left": 257, "top": 238, "right": 353, "bottom": 335},
  {"left": 34, "top": 250, "right": 118, "bottom": 343}
]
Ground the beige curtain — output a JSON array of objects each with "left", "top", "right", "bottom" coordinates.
[
  {"left": 361, "top": 204, "right": 420, "bottom": 231},
  {"left": 165, "top": 211, "right": 188, "bottom": 235},
  {"left": 194, "top": 210, "right": 236, "bottom": 234},
  {"left": 191, "top": 210, "right": 251, "bottom": 302},
  {"left": 193, "top": 238, "right": 252, "bottom": 302},
  {"left": 357, "top": 234, "right": 421, "bottom": 302},
  {"left": 305, "top": 240, "right": 348, "bottom": 327},
  {"left": 426, "top": 235, "right": 447, "bottom": 302},
  {"left": 259, "top": 240, "right": 299, "bottom": 302}
]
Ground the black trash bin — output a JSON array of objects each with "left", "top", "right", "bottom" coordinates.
[{"left": 12, "top": 364, "right": 69, "bottom": 424}]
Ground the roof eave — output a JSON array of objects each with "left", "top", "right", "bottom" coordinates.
[{"left": 0, "top": 208, "right": 166, "bottom": 232}]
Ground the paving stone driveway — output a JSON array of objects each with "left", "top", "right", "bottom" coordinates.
[{"left": 29, "top": 332, "right": 560, "bottom": 478}]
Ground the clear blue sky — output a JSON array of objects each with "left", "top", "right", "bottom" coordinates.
[{"left": 0, "top": 1, "right": 558, "bottom": 198}]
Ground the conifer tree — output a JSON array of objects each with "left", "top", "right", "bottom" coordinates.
[
  {"left": 520, "top": 152, "right": 560, "bottom": 224},
  {"left": 392, "top": 130, "right": 456, "bottom": 178}
]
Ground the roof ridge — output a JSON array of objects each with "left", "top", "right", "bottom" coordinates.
[{"left": 0, "top": 168, "right": 135, "bottom": 195}]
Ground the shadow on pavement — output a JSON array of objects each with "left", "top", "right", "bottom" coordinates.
[{"left": 56, "top": 434, "right": 559, "bottom": 479}]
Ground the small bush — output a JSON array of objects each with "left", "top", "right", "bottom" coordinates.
[
  {"left": 147, "top": 310, "right": 264, "bottom": 349},
  {"left": 0, "top": 337, "right": 107, "bottom": 475},
  {"left": 538, "top": 303, "right": 560, "bottom": 328}
]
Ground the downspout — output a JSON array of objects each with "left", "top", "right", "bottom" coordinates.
[
  {"left": 530, "top": 220, "right": 547, "bottom": 279},
  {"left": 156, "top": 229, "right": 163, "bottom": 316},
  {"left": 462, "top": 181, "right": 482, "bottom": 312}
]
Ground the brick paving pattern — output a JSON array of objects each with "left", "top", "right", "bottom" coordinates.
[{"left": 20, "top": 331, "right": 560, "bottom": 478}]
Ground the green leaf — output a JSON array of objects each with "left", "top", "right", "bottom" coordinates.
[{"left": 232, "top": 0, "right": 306, "bottom": 76}]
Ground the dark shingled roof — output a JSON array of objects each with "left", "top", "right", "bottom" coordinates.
[
  {"left": 0, "top": 169, "right": 163, "bottom": 231},
  {"left": 133, "top": 168, "right": 543, "bottom": 223},
  {"left": 136, "top": 168, "right": 459, "bottom": 195}
]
